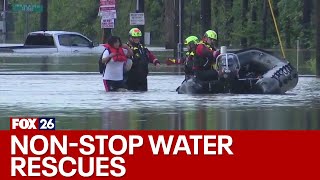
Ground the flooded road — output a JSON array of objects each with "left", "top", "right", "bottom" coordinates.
[
  {"left": 0, "top": 51, "right": 319, "bottom": 130},
  {"left": 1, "top": 74, "right": 319, "bottom": 130},
  {"left": 0, "top": 50, "right": 315, "bottom": 74}
]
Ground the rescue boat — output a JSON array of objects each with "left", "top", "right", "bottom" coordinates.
[{"left": 177, "top": 48, "right": 298, "bottom": 94}]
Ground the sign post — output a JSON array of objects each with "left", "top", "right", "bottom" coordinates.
[
  {"left": 40, "top": 0, "right": 48, "bottom": 31},
  {"left": 99, "top": 0, "right": 116, "bottom": 43},
  {"left": 134, "top": 0, "right": 145, "bottom": 44},
  {"left": 2, "top": 0, "right": 7, "bottom": 43}
]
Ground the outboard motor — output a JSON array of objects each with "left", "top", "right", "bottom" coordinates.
[{"left": 216, "top": 53, "right": 241, "bottom": 81}]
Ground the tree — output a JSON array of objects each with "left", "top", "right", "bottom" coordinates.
[
  {"left": 200, "top": 0, "right": 211, "bottom": 35},
  {"left": 6, "top": 0, "right": 318, "bottom": 53},
  {"left": 164, "top": 0, "right": 175, "bottom": 49},
  {"left": 262, "top": 0, "right": 268, "bottom": 47},
  {"left": 240, "top": 0, "right": 248, "bottom": 48},
  {"left": 223, "top": 0, "right": 233, "bottom": 46},
  {"left": 249, "top": 0, "right": 257, "bottom": 46},
  {"left": 302, "top": 0, "right": 312, "bottom": 48}
]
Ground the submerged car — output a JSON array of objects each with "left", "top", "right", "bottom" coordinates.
[{"left": 0, "top": 31, "right": 105, "bottom": 54}]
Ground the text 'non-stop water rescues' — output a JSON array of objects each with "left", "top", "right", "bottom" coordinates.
[{"left": 11, "top": 134, "right": 233, "bottom": 177}]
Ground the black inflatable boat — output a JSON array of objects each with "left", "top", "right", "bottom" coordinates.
[{"left": 177, "top": 48, "right": 298, "bottom": 94}]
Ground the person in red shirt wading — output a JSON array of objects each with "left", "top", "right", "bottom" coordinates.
[
  {"left": 193, "top": 30, "right": 220, "bottom": 82},
  {"left": 125, "top": 28, "right": 160, "bottom": 91}
]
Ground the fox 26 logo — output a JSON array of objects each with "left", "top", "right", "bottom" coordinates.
[{"left": 10, "top": 117, "right": 56, "bottom": 130}]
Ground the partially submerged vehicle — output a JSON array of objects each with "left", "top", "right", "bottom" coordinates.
[
  {"left": 177, "top": 48, "right": 298, "bottom": 94},
  {"left": 0, "top": 31, "right": 105, "bottom": 54}
]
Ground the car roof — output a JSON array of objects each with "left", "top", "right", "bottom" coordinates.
[{"left": 28, "top": 31, "right": 82, "bottom": 36}]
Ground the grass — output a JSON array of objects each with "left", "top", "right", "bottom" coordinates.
[{"left": 305, "top": 58, "right": 316, "bottom": 74}]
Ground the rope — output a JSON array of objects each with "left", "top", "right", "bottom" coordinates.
[{"left": 268, "top": 0, "right": 286, "bottom": 59}]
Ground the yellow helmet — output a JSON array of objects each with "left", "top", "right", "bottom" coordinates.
[
  {"left": 184, "top": 36, "right": 199, "bottom": 45},
  {"left": 204, "top": 30, "right": 218, "bottom": 40},
  {"left": 129, "top": 28, "right": 142, "bottom": 37}
]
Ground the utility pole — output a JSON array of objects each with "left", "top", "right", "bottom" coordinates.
[
  {"left": 175, "top": 0, "right": 184, "bottom": 60},
  {"left": 317, "top": 0, "right": 320, "bottom": 77},
  {"left": 40, "top": 0, "right": 48, "bottom": 31},
  {"left": 262, "top": 0, "right": 268, "bottom": 47},
  {"left": 136, "top": 0, "right": 144, "bottom": 45},
  {"left": 2, "top": 0, "right": 7, "bottom": 42},
  {"left": 241, "top": 0, "right": 248, "bottom": 48},
  {"left": 164, "top": 0, "right": 175, "bottom": 49},
  {"left": 200, "top": 0, "right": 211, "bottom": 35},
  {"left": 174, "top": 0, "right": 178, "bottom": 58},
  {"left": 102, "top": 27, "right": 112, "bottom": 43}
]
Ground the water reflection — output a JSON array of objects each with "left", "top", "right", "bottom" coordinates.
[
  {"left": 1, "top": 106, "right": 318, "bottom": 130},
  {"left": 0, "top": 52, "right": 175, "bottom": 73},
  {"left": 98, "top": 107, "right": 320, "bottom": 130},
  {"left": 0, "top": 75, "right": 319, "bottom": 130}
]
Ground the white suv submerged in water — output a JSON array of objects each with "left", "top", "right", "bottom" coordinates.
[{"left": 0, "top": 31, "right": 105, "bottom": 54}]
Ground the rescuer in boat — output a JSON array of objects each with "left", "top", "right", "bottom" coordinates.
[
  {"left": 193, "top": 30, "right": 220, "bottom": 81},
  {"left": 183, "top": 35, "right": 199, "bottom": 81},
  {"left": 125, "top": 28, "right": 161, "bottom": 91}
]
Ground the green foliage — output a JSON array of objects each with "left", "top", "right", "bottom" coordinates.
[
  {"left": 306, "top": 58, "right": 316, "bottom": 74},
  {"left": 48, "top": 0, "right": 100, "bottom": 41},
  {"left": 184, "top": 0, "right": 201, "bottom": 37},
  {"left": 8, "top": 0, "right": 316, "bottom": 49},
  {"left": 144, "top": 0, "right": 164, "bottom": 44},
  {"left": 277, "top": 0, "right": 303, "bottom": 48}
]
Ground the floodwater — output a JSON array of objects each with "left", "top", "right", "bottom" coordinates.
[
  {"left": 0, "top": 49, "right": 316, "bottom": 74},
  {"left": 0, "top": 52, "right": 319, "bottom": 130},
  {"left": 0, "top": 74, "right": 319, "bottom": 130}
]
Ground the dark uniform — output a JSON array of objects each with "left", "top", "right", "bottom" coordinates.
[
  {"left": 193, "top": 41, "right": 219, "bottom": 81},
  {"left": 184, "top": 51, "right": 196, "bottom": 80},
  {"left": 125, "top": 43, "right": 159, "bottom": 91}
]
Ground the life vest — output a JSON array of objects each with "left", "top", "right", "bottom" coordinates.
[
  {"left": 186, "top": 51, "right": 195, "bottom": 57},
  {"left": 198, "top": 40, "right": 216, "bottom": 51},
  {"left": 103, "top": 44, "right": 127, "bottom": 62},
  {"left": 185, "top": 50, "right": 195, "bottom": 65},
  {"left": 198, "top": 41, "right": 218, "bottom": 69},
  {"left": 127, "top": 43, "right": 148, "bottom": 62},
  {"left": 127, "top": 42, "right": 149, "bottom": 77},
  {"left": 194, "top": 41, "right": 216, "bottom": 70},
  {"left": 185, "top": 51, "right": 195, "bottom": 75}
]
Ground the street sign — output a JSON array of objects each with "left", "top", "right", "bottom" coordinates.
[
  {"left": 100, "top": 0, "right": 116, "bottom": 7},
  {"left": 98, "top": 6, "right": 117, "bottom": 19},
  {"left": 100, "top": 11, "right": 117, "bottom": 19},
  {"left": 99, "top": 0, "right": 116, "bottom": 29},
  {"left": 12, "top": 4, "right": 43, "bottom": 13},
  {"left": 101, "top": 18, "right": 114, "bottom": 29},
  {"left": 100, "top": 6, "right": 116, "bottom": 11},
  {"left": 130, "top": 13, "right": 145, "bottom": 25}
]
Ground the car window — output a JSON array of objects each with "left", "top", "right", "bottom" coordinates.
[
  {"left": 25, "top": 34, "right": 55, "bottom": 46},
  {"left": 70, "top": 35, "right": 91, "bottom": 47},
  {"left": 58, "top": 34, "right": 72, "bottom": 46}
]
